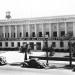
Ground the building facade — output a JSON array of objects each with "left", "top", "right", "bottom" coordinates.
[{"left": 0, "top": 15, "right": 75, "bottom": 51}]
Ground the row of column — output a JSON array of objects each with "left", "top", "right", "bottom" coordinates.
[{"left": 2, "top": 22, "right": 75, "bottom": 38}]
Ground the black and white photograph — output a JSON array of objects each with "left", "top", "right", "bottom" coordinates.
[{"left": 0, "top": 0, "right": 75, "bottom": 75}]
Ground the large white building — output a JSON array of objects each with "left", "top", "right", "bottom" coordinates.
[{"left": 0, "top": 12, "right": 75, "bottom": 51}]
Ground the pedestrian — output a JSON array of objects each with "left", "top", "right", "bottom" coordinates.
[
  {"left": 49, "top": 44, "right": 55, "bottom": 56},
  {"left": 27, "top": 44, "right": 31, "bottom": 54},
  {"left": 72, "top": 43, "right": 75, "bottom": 57},
  {"left": 21, "top": 43, "right": 28, "bottom": 61}
]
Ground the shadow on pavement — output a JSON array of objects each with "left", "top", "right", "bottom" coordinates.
[
  {"left": 63, "top": 65, "right": 75, "bottom": 69},
  {"left": 7, "top": 62, "right": 75, "bottom": 70},
  {"left": 8, "top": 62, "right": 21, "bottom": 66}
]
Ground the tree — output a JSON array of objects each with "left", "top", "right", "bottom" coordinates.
[
  {"left": 65, "top": 32, "right": 73, "bottom": 67},
  {"left": 72, "top": 43, "right": 75, "bottom": 57},
  {"left": 59, "top": 31, "right": 73, "bottom": 67}
]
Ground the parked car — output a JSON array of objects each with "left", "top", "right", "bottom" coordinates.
[
  {"left": 0, "top": 56, "right": 7, "bottom": 65},
  {"left": 21, "top": 58, "right": 46, "bottom": 69}
]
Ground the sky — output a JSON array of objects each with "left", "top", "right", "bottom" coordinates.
[{"left": 0, "top": 0, "right": 75, "bottom": 19}]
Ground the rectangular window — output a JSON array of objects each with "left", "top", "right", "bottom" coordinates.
[
  {"left": 5, "top": 42, "right": 8, "bottom": 47},
  {"left": 52, "top": 42, "right": 56, "bottom": 47},
  {"left": 53, "top": 32, "right": 57, "bottom": 37},
  {"left": 26, "top": 32, "right": 28, "bottom": 37},
  {"left": 29, "top": 42, "right": 34, "bottom": 50},
  {"left": 14, "top": 33, "right": 15, "bottom": 38},
  {"left": 20, "top": 32, "right": 22, "bottom": 37},
  {"left": 8, "top": 33, "right": 9, "bottom": 38},
  {"left": 11, "top": 42, "right": 14, "bottom": 47},
  {"left": 17, "top": 42, "right": 20, "bottom": 47},
  {"left": 60, "top": 41, "right": 64, "bottom": 47},
  {"left": 46, "top": 32, "right": 49, "bottom": 37},
  {"left": 61, "top": 31, "right": 65, "bottom": 37},
  {"left": 39, "top": 32, "right": 42, "bottom": 37},
  {"left": 36, "top": 42, "right": 41, "bottom": 50},
  {"left": 0, "top": 42, "right": 2, "bottom": 47},
  {"left": 32, "top": 32, "right": 35, "bottom": 37}
]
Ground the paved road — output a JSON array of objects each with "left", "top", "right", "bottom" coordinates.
[{"left": 0, "top": 64, "right": 75, "bottom": 75}]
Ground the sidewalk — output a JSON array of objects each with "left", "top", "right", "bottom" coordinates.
[
  {"left": 0, "top": 51, "right": 74, "bottom": 64},
  {"left": 29, "top": 52, "right": 73, "bottom": 61}
]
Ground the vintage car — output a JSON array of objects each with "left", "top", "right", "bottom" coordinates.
[{"left": 21, "top": 58, "right": 46, "bottom": 69}]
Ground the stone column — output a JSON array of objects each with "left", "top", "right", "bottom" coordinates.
[
  {"left": 9, "top": 26, "right": 11, "bottom": 38},
  {"left": 49, "top": 23, "right": 51, "bottom": 38},
  {"left": 65, "top": 22, "right": 67, "bottom": 35},
  {"left": 3, "top": 26, "right": 5, "bottom": 38},
  {"left": 35, "top": 24, "right": 36, "bottom": 37},
  {"left": 21, "top": 25, "right": 23, "bottom": 38},
  {"left": 15, "top": 25, "right": 17, "bottom": 38},
  {"left": 57, "top": 23, "right": 59, "bottom": 37},
  {"left": 42, "top": 24, "right": 44, "bottom": 36},
  {"left": 28, "top": 24, "right": 30, "bottom": 37},
  {"left": 73, "top": 22, "right": 75, "bottom": 37}
]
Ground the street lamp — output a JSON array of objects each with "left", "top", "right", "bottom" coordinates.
[{"left": 44, "top": 34, "right": 48, "bottom": 66}]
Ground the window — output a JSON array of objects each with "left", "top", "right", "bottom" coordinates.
[
  {"left": 26, "top": 32, "right": 28, "bottom": 37},
  {"left": 61, "top": 31, "right": 65, "bottom": 37},
  {"left": 11, "top": 42, "right": 14, "bottom": 47},
  {"left": 8, "top": 33, "right": 9, "bottom": 38},
  {"left": 32, "top": 32, "right": 35, "bottom": 37},
  {"left": 39, "top": 32, "right": 42, "bottom": 37},
  {"left": 0, "top": 42, "right": 2, "bottom": 47},
  {"left": 36, "top": 42, "right": 41, "bottom": 50},
  {"left": 17, "top": 42, "right": 20, "bottom": 47},
  {"left": 14, "top": 33, "right": 15, "bottom": 38},
  {"left": 20, "top": 32, "right": 22, "bottom": 37},
  {"left": 53, "top": 32, "right": 57, "bottom": 37},
  {"left": 5, "top": 42, "right": 8, "bottom": 47},
  {"left": 46, "top": 32, "right": 49, "bottom": 37},
  {"left": 29, "top": 42, "right": 34, "bottom": 50},
  {"left": 52, "top": 42, "right": 56, "bottom": 47},
  {"left": 60, "top": 41, "right": 64, "bottom": 47}
]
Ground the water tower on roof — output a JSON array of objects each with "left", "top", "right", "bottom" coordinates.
[{"left": 6, "top": 11, "right": 11, "bottom": 19}]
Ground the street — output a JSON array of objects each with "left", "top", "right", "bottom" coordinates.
[{"left": 0, "top": 64, "right": 75, "bottom": 75}]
